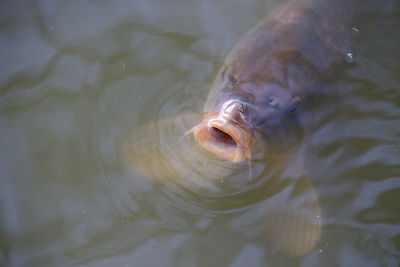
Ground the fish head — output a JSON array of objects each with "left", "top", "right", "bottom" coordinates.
[{"left": 190, "top": 65, "right": 303, "bottom": 163}]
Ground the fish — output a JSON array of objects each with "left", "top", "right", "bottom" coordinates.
[
  {"left": 189, "top": 0, "right": 358, "bottom": 163},
  {"left": 123, "top": 0, "right": 363, "bottom": 256}
]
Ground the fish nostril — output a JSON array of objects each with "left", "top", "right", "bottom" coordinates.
[
  {"left": 239, "top": 104, "right": 245, "bottom": 114},
  {"left": 268, "top": 96, "right": 279, "bottom": 107},
  {"left": 238, "top": 104, "right": 248, "bottom": 122}
]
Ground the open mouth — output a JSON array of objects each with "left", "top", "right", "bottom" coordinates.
[
  {"left": 209, "top": 126, "right": 237, "bottom": 147},
  {"left": 189, "top": 113, "right": 253, "bottom": 163}
]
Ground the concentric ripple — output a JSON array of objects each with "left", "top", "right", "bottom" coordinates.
[{"left": 118, "top": 87, "right": 322, "bottom": 255}]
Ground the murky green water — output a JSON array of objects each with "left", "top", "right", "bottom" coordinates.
[{"left": 1, "top": 0, "right": 399, "bottom": 266}]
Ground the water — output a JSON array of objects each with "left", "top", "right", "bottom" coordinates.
[{"left": 1, "top": 0, "right": 399, "bottom": 266}]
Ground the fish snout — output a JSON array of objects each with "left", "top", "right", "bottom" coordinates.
[
  {"left": 221, "top": 100, "right": 247, "bottom": 125},
  {"left": 189, "top": 101, "right": 254, "bottom": 163}
]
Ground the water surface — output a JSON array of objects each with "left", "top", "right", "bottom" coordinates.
[{"left": 1, "top": 0, "right": 399, "bottom": 266}]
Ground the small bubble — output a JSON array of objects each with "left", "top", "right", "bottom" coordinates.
[
  {"left": 319, "top": 249, "right": 323, "bottom": 253},
  {"left": 344, "top": 52, "right": 354, "bottom": 63}
]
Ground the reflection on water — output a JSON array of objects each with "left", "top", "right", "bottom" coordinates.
[{"left": 1, "top": 0, "right": 400, "bottom": 266}]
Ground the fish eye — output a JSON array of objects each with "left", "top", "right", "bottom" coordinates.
[
  {"left": 228, "top": 74, "right": 238, "bottom": 85},
  {"left": 267, "top": 95, "right": 279, "bottom": 107}
]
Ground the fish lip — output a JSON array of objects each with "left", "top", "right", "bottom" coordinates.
[{"left": 191, "top": 114, "right": 253, "bottom": 163}]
